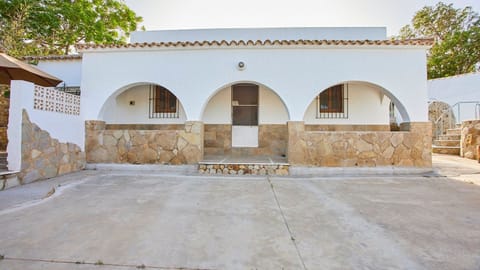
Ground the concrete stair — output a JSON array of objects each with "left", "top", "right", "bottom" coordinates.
[{"left": 433, "top": 128, "right": 461, "bottom": 155}]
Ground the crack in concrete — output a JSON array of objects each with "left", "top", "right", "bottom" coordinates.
[
  {"left": 1, "top": 256, "right": 215, "bottom": 270},
  {"left": 266, "top": 176, "right": 307, "bottom": 270}
]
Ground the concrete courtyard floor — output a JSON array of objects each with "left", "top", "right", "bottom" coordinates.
[{"left": 0, "top": 154, "right": 479, "bottom": 270}]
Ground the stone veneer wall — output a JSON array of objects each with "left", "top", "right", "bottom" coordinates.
[
  {"left": 288, "top": 121, "right": 432, "bottom": 167},
  {"left": 86, "top": 121, "right": 203, "bottom": 164},
  {"left": 460, "top": 120, "right": 480, "bottom": 160},
  {"left": 429, "top": 101, "right": 455, "bottom": 140},
  {"left": 20, "top": 110, "right": 85, "bottom": 183},
  {"left": 0, "top": 91, "right": 9, "bottom": 150},
  {"left": 204, "top": 124, "right": 287, "bottom": 156}
]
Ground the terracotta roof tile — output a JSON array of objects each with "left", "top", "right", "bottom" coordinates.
[
  {"left": 76, "top": 38, "right": 434, "bottom": 51},
  {"left": 22, "top": 54, "right": 82, "bottom": 61}
]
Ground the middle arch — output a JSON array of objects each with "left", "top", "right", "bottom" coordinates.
[{"left": 201, "top": 81, "right": 290, "bottom": 158}]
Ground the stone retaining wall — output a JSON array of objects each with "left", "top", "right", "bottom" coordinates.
[
  {"left": 86, "top": 121, "right": 203, "bottom": 164},
  {"left": 0, "top": 91, "right": 9, "bottom": 150},
  {"left": 288, "top": 121, "right": 432, "bottom": 167},
  {"left": 460, "top": 120, "right": 480, "bottom": 160},
  {"left": 20, "top": 110, "right": 85, "bottom": 184}
]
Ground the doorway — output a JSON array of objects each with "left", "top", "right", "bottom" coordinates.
[{"left": 231, "top": 84, "right": 258, "bottom": 147}]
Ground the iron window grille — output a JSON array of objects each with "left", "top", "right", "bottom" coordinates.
[
  {"left": 149, "top": 85, "right": 179, "bottom": 118},
  {"left": 316, "top": 83, "right": 349, "bottom": 119}
]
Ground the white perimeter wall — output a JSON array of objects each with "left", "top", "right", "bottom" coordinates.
[
  {"left": 80, "top": 46, "right": 428, "bottom": 123},
  {"left": 102, "top": 84, "right": 187, "bottom": 124},
  {"left": 36, "top": 60, "right": 82, "bottom": 87},
  {"left": 7, "top": 81, "right": 85, "bottom": 171},
  {"left": 428, "top": 72, "right": 480, "bottom": 121},
  {"left": 202, "top": 85, "right": 289, "bottom": 124},
  {"left": 304, "top": 82, "right": 390, "bottom": 124}
]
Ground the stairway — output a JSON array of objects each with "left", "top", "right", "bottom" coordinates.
[{"left": 433, "top": 127, "right": 461, "bottom": 155}]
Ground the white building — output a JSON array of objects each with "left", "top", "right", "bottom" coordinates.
[{"left": 8, "top": 27, "right": 433, "bottom": 183}]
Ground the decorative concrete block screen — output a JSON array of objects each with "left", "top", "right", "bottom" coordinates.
[{"left": 34, "top": 85, "right": 80, "bottom": 115}]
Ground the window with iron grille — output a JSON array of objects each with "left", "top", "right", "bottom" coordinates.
[
  {"left": 149, "top": 85, "right": 179, "bottom": 118},
  {"left": 316, "top": 84, "right": 349, "bottom": 119}
]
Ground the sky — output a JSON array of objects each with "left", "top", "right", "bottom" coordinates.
[{"left": 123, "top": 0, "right": 480, "bottom": 37}]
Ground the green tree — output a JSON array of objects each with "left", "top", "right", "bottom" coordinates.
[
  {"left": 399, "top": 2, "right": 480, "bottom": 79},
  {"left": 0, "top": 0, "right": 142, "bottom": 57}
]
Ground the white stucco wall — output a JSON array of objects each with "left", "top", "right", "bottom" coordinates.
[
  {"left": 202, "top": 85, "right": 289, "bottom": 124},
  {"left": 102, "top": 84, "right": 187, "bottom": 124},
  {"left": 35, "top": 59, "right": 82, "bottom": 87},
  {"left": 131, "top": 27, "right": 387, "bottom": 43},
  {"left": 304, "top": 82, "right": 390, "bottom": 124},
  {"left": 7, "top": 81, "right": 85, "bottom": 171},
  {"left": 428, "top": 72, "right": 480, "bottom": 121},
  {"left": 80, "top": 46, "right": 428, "bottom": 124}
]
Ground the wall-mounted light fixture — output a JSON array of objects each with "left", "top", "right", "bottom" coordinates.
[
  {"left": 237, "top": 61, "right": 246, "bottom": 71},
  {"left": 129, "top": 100, "right": 135, "bottom": 106}
]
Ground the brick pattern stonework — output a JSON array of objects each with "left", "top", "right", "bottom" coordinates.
[
  {"left": 204, "top": 124, "right": 231, "bottom": 155},
  {"left": 305, "top": 125, "right": 390, "bottom": 131},
  {"left": 288, "top": 121, "right": 432, "bottom": 167},
  {"left": 204, "top": 124, "right": 287, "bottom": 156},
  {"left": 20, "top": 110, "right": 85, "bottom": 184},
  {"left": 460, "top": 120, "right": 480, "bottom": 160},
  {"left": 86, "top": 121, "right": 204, "bottom": 164},
  {"left": 199, "top": 163, "right": 289, "bottom": 175}
]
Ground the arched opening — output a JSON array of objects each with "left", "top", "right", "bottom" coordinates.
[
  {"left": 201, "top": 81, "right": 290, "bottom": 162},
  {"left": 99, "top": 82, "right": 187, "bottom": 124},
  {"left": 303, "top": 81, "right": 410, "bottom": 131}
]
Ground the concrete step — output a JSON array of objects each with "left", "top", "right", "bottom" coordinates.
[
  {"left": 0, "top": 171, "right": 20, "bottom": 190},
  {"left": 432, "top": 146, "right": 460, "bottom": 155},
  {"left": 446, "top": 128, "right": 461, "bottom": 136},
  {"left": 439, "top": 134, "right": 461, "bottom": 141},
  {"left": 433, "top": 140, "right": 461, "bottom": 147}
]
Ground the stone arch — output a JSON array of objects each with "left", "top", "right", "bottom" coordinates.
[
  {"left": 98, "top": 82, "right": 187, "bottom": 123},
  {"left": 303, "top": 80, "right": 411, "bottom": 125}
]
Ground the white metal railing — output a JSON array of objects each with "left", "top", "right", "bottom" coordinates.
[
  {"left": 451, "top": 101, "right": 480, "bottom": 124},
  {"left": 33, "top": 85, "right": 80, "bottom": 115}
]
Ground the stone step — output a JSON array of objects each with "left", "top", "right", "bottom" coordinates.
[
  {"left": 439, "top": 134, "right": 461, "bottom": 141},
  {"left": 446, "top": 128, "right": 461, "bottom": 136},
  {"left": 432, "top": 146, "right": 460, "bottom": 155},
  {"left": 199, "top": 163, "right": 289, "bottom": 176},
  {"left": 0, "top": 171, "right": 20, "bottom": 191},
  {"left": 433, "top": 140, "right": 461, "bottom": 147}
]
